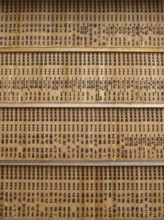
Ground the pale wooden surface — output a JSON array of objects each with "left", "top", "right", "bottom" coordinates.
[
  {"left": 0, "top": 160, "right": 163, "bottom": 166},
  {"left": 0, "top": 0, "right": 163, "bottom": 219},
  {"left": 0, "top": 166, "right": 163, "bottom": 219},
  {"left": 0, "top": 108, "right": 163, "bottom": 161},
  {"left": 0, "top": 103, "right": 164, "bottom": 107},
  {"left": 0, "top": 0, "right": 164, "bottom": 48},
  {"left": 0, "top": 47, "right": 164, "bottom": 52},
  {"left": 0, "top": 52, "right": 163, "bottom": 104}
]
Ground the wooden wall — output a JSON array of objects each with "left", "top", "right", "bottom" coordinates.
[{"left": 0, "top": 0, "right": 164, "bottom": 219}]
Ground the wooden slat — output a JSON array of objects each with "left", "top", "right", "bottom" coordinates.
[
  {"left": 0, "top": 108, "right": 164, "bottom": 161},
  {"left": 0, "top": 166, "right": 164, "bottom": 219},
  {"left": 0, "top": 0, "right": 164, "bottom": 49},
  {"left": 0, "top": 47, "right": 164, "bottom": 52},
  {"left": 0, "top": 52, "right": 164, "bottom": 104},
  {"left": 0, "top": 160, "right": 163, "bottom": 166},
  {"left": 0, "top": 103, "right": 164, "bottom": 108}
]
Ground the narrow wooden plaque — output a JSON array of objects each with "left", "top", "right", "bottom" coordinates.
[
  {"left": 0, "top": 108, "right": 164, "bottom": 161},
  {"left": 0, "top": 166, "right": 164, "bottom": 219},
  {"left": 0, "top": 0, "right": 163, "bottom": 49},
  {"left": 0, "top": 52, "right": 164, "bottom": 104}
]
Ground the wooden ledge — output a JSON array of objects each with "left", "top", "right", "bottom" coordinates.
[
  {"left": 0, "top": 103, "right": 164, "bottom": 108},
  {"left": 0, "top": 160, "right": 164, "bottom": 166},
  {"left": 0, "top": 47, "right": 164, "bottom": 52}
]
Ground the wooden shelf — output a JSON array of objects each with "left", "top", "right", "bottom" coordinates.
[
  {"left": 0, "top": 103, "right": 164, "bottom": 108},
  {"left": 0, "top": 47, "right": 164, "bottom": 52},
  {"left": 0, "top": 160, "right": 164, "bottom": 166}
]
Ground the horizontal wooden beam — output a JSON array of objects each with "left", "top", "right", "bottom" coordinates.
[
  {"left": 0, "top": 219, "right": 163, "bottom": 220},
  {"left": 1, "top": 160, "right": 164, "bottom": 166},
  {"left": 0, "top": 47, "right": 164, "bottom": 52},
  {"left": 0, "top": 103, "right": 164, "bottom": 108}
]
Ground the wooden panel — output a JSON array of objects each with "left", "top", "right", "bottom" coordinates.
[
  {"left": 0, "top": 52, "right": 164, "bottom": 104},
  {"left": 0, "top": 0, "right": 164, "bottom": 48},
  {"left": 0, "top": 0, "right": 163, "bottom": 219},
  {"left": 0, "top": 166, "right": 164, "bottom": 219},
  {"left": 0, "top": 108, "right": 164, "bottom": 161}
]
